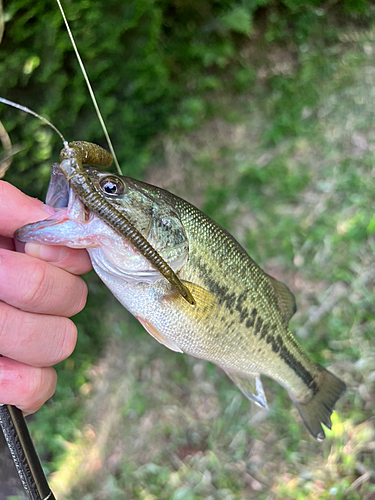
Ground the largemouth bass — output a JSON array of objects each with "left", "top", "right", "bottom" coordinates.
[{"left": 16, "top": 163, "right": 346, "bottom": 440}]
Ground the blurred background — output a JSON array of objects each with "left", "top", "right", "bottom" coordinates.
[{"left": 0, "top": 0, "right": 374, "bottom": 498}]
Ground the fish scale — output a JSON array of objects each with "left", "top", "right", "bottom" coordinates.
[
  {"left": 168, "top": 201, "right": 291, "bottom": 347},
  {"left": 16, "top": 165, "right": 346, "bottom": 441}
]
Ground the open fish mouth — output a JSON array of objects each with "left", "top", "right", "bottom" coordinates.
[
  {"left": 45, "top": 163, "right": 91, "bottom": 221},
  {"left": 15, "top": 163, "right": 189, "bottom": 282},
  {"left": 15, "top": 164, "right": 95, "bottom": 246},
  {"left": 45, "top": 163, "right": 70, "bottom": 208}
]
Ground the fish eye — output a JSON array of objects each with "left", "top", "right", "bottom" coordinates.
[{"left": 99, "top": 176, "right": 125, "bottom": 197}]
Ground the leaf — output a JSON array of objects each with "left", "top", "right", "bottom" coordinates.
[
  {"left": 366, "top": 214, "right": 375, "bottom": 234},
  {"left": 221, "top": 7, "right": 253, "bottom": 36}
]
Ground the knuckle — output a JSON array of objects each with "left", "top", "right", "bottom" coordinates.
[
  {"left": 27, "top": 368, "right": 45, "bottom": 405},
  {"left": 26, "top": 367, "right": 57, "bottom": 412},
  {"left": 0, "top": 303, "right": 15, "bottom": 343},
  {"left": 78, "top": 280, "right": 88, "bottom": 308},
  {"left": 20, "top": 260, "right": 49, "bottom": 308},
  {"left": 52, "top": 319, "right": 78, "bottom": 363},
  {"left": 71, "top": 280, "right": 88, "bottom": 315},
  {"left": 0, "top": 302, "right": 29, "bottom": 358},
  {"left": 0, "top": 304, "right": 26, "bottom": 355}
]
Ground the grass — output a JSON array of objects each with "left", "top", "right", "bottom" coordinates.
[{"left": 5, "top": 9, "right": 375, "bottom": 500}]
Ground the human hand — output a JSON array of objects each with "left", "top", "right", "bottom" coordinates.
[{"left": 0, "top": 181, "right": 92, "bottom": 413}]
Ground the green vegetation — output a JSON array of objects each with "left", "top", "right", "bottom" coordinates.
[{"left": 1, "top": 0, "right": 374, "bottom": 499}]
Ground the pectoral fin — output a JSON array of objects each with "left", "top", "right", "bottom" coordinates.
[
  {"left": 165, "top": 281, "right": 218, "bottom": 321},
  {"left": 137, "top": 317, "right": 183, "bottom": 353},
  {"left": 223, "top": 369, "right": 268, "bottom": 409}
]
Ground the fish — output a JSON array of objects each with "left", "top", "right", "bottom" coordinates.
[{"left": 16, "top": 162, "right": 346, "bottom": 441}]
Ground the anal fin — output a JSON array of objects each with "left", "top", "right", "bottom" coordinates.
[{"left": 223, "top": 369, "right": 268, "bottom": 409}]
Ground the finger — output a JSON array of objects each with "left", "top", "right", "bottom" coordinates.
[
  {"left": 0, "top": 357, "right": 57, "bottom": 414},
  {"left": 25, "top": 243, "right": 92, "bottom": 275},
  {"left": 0, "top": 302, "right": 77, "bottom": 367},
  {"left": 0, "top": 249, "right": 87, "bottom": 316},
  {"left": 0, "top": 181, "right": 55, "bottom": 238}
]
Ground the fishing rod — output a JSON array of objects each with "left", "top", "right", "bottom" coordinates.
[{"left": 0, "top": 404, "right": 56, "bottom": 500}]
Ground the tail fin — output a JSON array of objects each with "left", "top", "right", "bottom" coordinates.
[{"left": 294, "top": 366, "right": 346, "bottom": 441}]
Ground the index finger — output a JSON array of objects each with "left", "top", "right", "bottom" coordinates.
[
  {"left": 0, "top": 181, "right": 92, "bottom": 275},
  {"left": 0, "top": 181, "right": 55, "bottom": 237}
]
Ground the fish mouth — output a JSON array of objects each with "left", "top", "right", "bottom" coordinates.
[
  {"left": 15, "top": 163, "right": 188, "bottom": 281},
  {"left": 45, "top": 163, "right": 70, "bottom": 208},
  {"left": 15, "top": 164, "right": 92, "bottom": 245},
  {"left": 45, "top": 163, "right": 90, "bottom": 221}
]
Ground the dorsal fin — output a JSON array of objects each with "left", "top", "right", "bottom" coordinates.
[{"left": 266, "top": 274, "right": 297, "bottom": 324}]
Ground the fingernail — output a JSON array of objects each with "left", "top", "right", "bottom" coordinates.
[{"left": 25, "top": 243, "right": 68, "bottom": 263}]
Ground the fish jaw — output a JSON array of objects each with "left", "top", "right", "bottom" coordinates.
[
  {"left": 16, "top": 191, "right": 173, "bottom": 283},
  {"left": 45, "top": 163, "right": 70, "bottom": 208},
  {"left": 15, "top": 165, "right": 188, "bottom": 282},
  {"left": 16, "top": 188, "right": 105, "bottom": 249}
]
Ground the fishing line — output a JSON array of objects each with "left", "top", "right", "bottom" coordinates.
[
  {"left": 0, "top": 97, "right": 67, "bottom": 143},
  {"left": 55, "top": 0, "right": 122, "bottom": 176}
]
